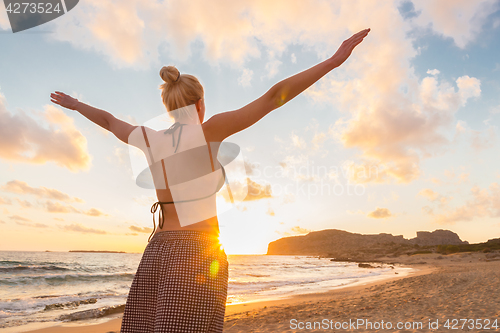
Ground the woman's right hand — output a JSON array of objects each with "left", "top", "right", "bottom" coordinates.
[
  {"left": 331, "top": 28, "right": 370, "bottom": 67},
  {"left": 50, "top": 91, "right": 79, "bottom": 110},
  {"left": 204, "top": 28, "right": 371, "bottom": 142}
]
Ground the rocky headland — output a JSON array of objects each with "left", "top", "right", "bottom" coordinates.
[{"left": 267, "top": 229, "right": 500, "bottom": 263}]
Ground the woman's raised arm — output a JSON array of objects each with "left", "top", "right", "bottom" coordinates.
[
  {"left": 203, "top": 28, "right": 370, "bottom": 142},
  {"left": 50, "top": 91, "right": 137, "bottom": 144}
]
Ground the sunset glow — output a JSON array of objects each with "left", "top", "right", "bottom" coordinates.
[{"left": 1, "top": 1, "right": 500, "bottom": 254}]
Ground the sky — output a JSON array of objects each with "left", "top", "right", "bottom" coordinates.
[{"left": 0, "top": 0, "right": 500, "bottom": 254}]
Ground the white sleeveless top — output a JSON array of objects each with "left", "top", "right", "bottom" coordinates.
[
  {"left": 127, "top": 105, "right": 247, "bottom": 231},
  {"left": 128, "top": 127, "right": 226, "bottom": 229}
]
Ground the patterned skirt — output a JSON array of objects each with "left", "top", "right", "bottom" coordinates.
[{"left": 120, "top": 230, "right": 229, "bottom": 333}]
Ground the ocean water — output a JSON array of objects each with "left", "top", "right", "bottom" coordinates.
[{"left": 0, "top": 251, "right": 412, "bottom": 330}]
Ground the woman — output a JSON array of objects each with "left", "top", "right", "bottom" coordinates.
[{"left": 50, "top": 27, "right": 370, "bottom": 332}]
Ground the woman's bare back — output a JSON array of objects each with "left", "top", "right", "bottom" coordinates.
[{"left": 150, "top": 122, "right": 224, "bottom": 237}]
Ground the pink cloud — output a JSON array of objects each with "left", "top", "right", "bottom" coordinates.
[
  {"left": 59, "top": 223, "right": 107, "bottom": 234},
  {"left": 0, "top": 95, "right": 91, "bottom": 172},
  {"left": 2, "top": 180, "right": 84, "bottom": 203},
  {"left": 367, "top": 207, "right": 393, "bottom": 219},
  {"left": 424, "top": 182, "right": 500, "bottom": 224}
]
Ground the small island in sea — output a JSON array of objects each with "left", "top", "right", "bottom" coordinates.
[{"left": 69, "top": 250, "right": 127, "bottom": 253}]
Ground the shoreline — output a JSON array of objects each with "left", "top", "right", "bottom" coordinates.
[
  {"left": 17, "top": 251, "right": 500, "bottom": 332},
  {"left": 18, "top": 260, "right": 428, "bottom": 333}
]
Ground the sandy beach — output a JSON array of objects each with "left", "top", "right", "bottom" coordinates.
[{"left": 22, "top": 251, "right": 500, "bottom": 333}]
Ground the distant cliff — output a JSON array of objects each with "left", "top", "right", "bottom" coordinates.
[
  {"left": 409, "top": 230, "right": 467, "bottom": 246},
  {"left": 267, "top": 229, "right": 469, "bottom": 258}
]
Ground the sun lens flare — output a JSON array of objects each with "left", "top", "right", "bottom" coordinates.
[
  {"left": 215, "top": 234, "right": 225, "bottom": 251},
  {"left": 209, "top": 260, "right": 220, "bottom": 278},
  {"left": 277, "top": 91, "right": 288, "bottom": 107}
]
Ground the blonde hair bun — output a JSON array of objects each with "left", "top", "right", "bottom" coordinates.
[
  {"left": 160, "top": 66, "right": 180, "bottom": 84},
  {"left": 159, "top": 66, "right": 204, "bottom": 113}
]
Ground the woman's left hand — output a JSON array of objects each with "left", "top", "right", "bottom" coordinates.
[{"left": 50, "top": 91, "right": 79, "bottom": 110}]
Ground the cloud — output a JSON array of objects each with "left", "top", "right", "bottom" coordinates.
[
  {"left": 85, "top": 208, "right": 107, "bottom": 216},
  {"left": 317, "top": 73, "right": 482, "bottom": 184},
  {"left": 455, "top": 120, "right": 467, "bottom": 134},
  {"left": 311, "top": 132, "right": 327, "bottom": 151},
  {"left": 50, "top": 0, "right": 265, "bottom": 68},
  {"left": 428, "top": 169, "right": 469, "bottom": 186},
  {"left": 418, "top": 188, "right": 439, "bottom": 201},
  {"left": 456, "top": 75, "right": 481, "bottom": 105},
  {"left": 424, "top": 182, "right": 500, "bottom": 224},
  {"left": 15, "top": 221, "right": 49, "bottom": 228},
  {"left": 28, "top": 1, "right": 496, "bottom": 187},
  {"left": 110, "top": 146, "right": 128, "bottom": 165},
  {"left": 274, "top": 118, "right": 330, "bottom": 156},
  {"left": 37, "top": 1, "right": 348, "bottom": 68},
  {"left": 1, "top": 180, "right": 84, "bottom": 202},
  {"left": 291, "top": 53, "right": 297, "bottom": 64},
  {"left": 43, "top": 200, "right": 107, "bottom": 216},
  {"left": 129, "top": 225, "right": 153, "bottom": 233},
  {"left": 277, "top": 155, "right": 323, "bottom": 183},
  {"left": 238, "top": 68, "right": 254, "bottom": 87},
  {"left": 430, "top": 177, "right": 441, "bottom": 185},
  {"left": 45, "top": 201, "right": 80, "bottom": 214},
  {"left": 276, "top": 225, "right": 311, "bottom": 236},
  {"left": 452, "top": 121, "right": 497, "bottom": 152},
  {"left": 410, "top": 0, "right": 500, "bottom": 49},
  {"left": 60, "top": 223, "right": 108, "bottom": 234},
  {"left": 367, "top": 207, "right": 393, "bottom": 219},
  {"left": 244, "top": 178, "right": 272, "bottom": 201},
  {"left": 0, "top": 95, "right": 91, "bottom": 171},
  {"left": 281, "top": 193, "right": 295, "bottom": 204},
  {"left": 15, "top": 199, "right": 33, "bottom": 208},
  {"left": 470, "top": 126, "right": 496, "bottom": 152},
  {"left": 274, "top": 121, "right": 331, "bottom": 174},
  {"left": 444, "top": 169, "right": 470, "bottom": 184},
  {"left": 417, "top": 188, "right": 451, "bottom": 206},
  {"left": 50, "top": 0, "right": 148, "bottom": 69},
  {"left": 264, "top": 58, "right": 283, "bottom": 79},
  {"left": 293, "top": 1, "right": 490, "bottom": 185},
  {"left": 243, "top": 159, "right": 259, "bottom": 175},
  {"left": 9, "top": 215, "right": 31, "bottom": 222},
  {"left": 44, "top": 0, "right": 495, "bottom": 71},
  {"left": 219, "top": 177, "right": 272, "bottom": 202},
  {"left": 290, "top": 133, "right": 307, "bottom": 149},
  {"left": 378, "top": 191, "right": 400, "bottom": 204},
  {"left": 0, "top": 197, "right": 12, "bottom": 205},
  {"left": 290, "top": 226, "right": 310, "bottom": 234},
  {"left": 332, "top": 160, "right": 384, "bottom": 184},
  {"left": 426, "top": 69, "right": 440, "bottom": 76},
  {"left": 279, "top": 59, "right": 480, "bottom": 186},
  {"left": 0, "top": 220, "right": 5, "bottom": 224},
  {"left": 0, "top": 5, "right": 9, "bottom": 30},
  {"left": 266, "top": 207, "right": 275, "bottom": 216}
]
